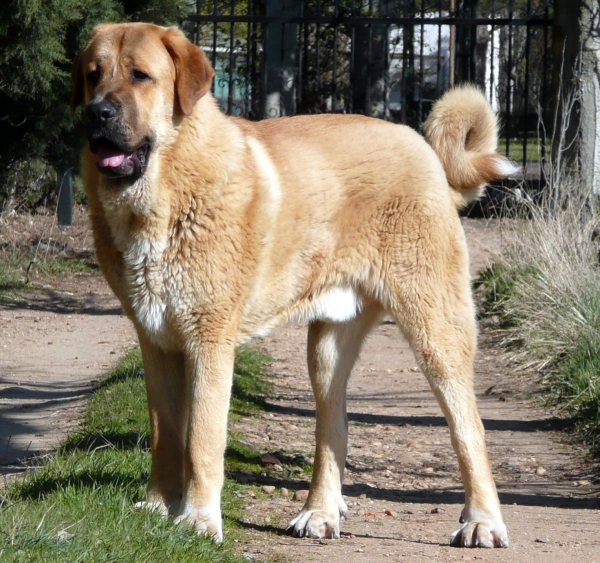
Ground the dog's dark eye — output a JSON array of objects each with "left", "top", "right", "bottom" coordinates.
[
  {"left": 87, "top": 69, "right": 100, "bottom": 85},
  {"left": 132, "top": 69, "right": 151, "bottom": 83}
]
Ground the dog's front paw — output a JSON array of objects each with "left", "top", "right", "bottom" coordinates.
[
  {"left": 174, "top": 506, "right": 223, "bottom": 541},
  {"left": 450, "top": 517, "right": 509, "bottom": 548},
  {"left": 287, "top": 509, "right": 344, "bottom": 538},
  {"left": 287, "top": 497, "right": 348, "bottom": 540},
  {"left": 135, "top": 499, "right": 181, "bottom": 517},
  {"left": 134, "top": 500, "right": 169, "bottom": 516}
]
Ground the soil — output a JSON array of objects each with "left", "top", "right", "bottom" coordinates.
[
  {"left": 0, "top": 209, "right": 136, "bottom": 477},
  {"left": 1, "top": 212, "right": 599, "bottom": 562}
]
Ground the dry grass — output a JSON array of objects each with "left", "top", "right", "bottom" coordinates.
[
  {"left": 0, "top": 206, "right": 97, "bottom": 299},
  {"left": 478, "top": 184, "right": 600, "bottom": 451}
]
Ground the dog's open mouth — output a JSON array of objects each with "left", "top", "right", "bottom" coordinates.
[{"left": 91, "top": 139, "right": 150, "bottom": 179}]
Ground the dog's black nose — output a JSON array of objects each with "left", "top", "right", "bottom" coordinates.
[{"left": 86, "top": 100, "right": 117, "bottom": 124}]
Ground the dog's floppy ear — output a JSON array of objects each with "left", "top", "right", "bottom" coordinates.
[
  {"left": 162, "top": 28, "right": 215, "bottom": 116},
  {"left": 71, "top": 26, "right": 109, "bottom": 112},
  {"left": 71, "top": 53, "right": 84, "bottom": 113}
]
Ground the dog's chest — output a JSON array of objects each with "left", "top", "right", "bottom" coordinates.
[{"left": 123, "top": 238, "right": 174, "bottom": 349}]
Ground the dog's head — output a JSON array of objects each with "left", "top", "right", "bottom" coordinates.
[{"left": 72, "top": 23, "right": 214, "bottom": 181}]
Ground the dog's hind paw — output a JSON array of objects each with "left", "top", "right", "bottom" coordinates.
[{"left": 450, "top": 519, "right": 509, "bottom": 548}]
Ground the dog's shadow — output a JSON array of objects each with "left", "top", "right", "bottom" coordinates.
[
  {"left": 233, "top": 518, "right": 443, "bottom": 545},
  {"left": 230, "top": 469, "right": 600, "bottom": 514}
]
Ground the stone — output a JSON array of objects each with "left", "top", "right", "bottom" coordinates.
[
  {"left": 396, "top": 454, "right": 420, "bottom": 465},
  {"left": 292, "top": 489, "right": 309, "bottom": 501},
  {"left": 260, "top": 453, "right": 281, "bottom": 465},
  {"left": 428, "top": 507, "right": 444, "bottom": 514}
]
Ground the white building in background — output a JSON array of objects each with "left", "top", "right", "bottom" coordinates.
[{"left": 388, "top": 18, "right": 502, "bottom": 112}]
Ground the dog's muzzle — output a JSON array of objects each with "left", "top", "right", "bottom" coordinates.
[{"left": 85, "top": 99, "right": 151, "bottom": 180}]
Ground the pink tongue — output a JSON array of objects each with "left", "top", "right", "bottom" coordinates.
[{"left": 97, "top": 147, "right": 129, "bottom": 168}]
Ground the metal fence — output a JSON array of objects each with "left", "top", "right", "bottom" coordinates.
[{"left": 183, "top": 1, "right": 553, "bottom": 173}]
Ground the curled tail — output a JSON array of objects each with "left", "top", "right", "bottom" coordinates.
[{"left": 423, "top": 85, "right": 519, "bottom": 208}]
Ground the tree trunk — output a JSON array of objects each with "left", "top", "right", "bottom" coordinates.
[
  {"left": 580, "top": 1, "right": 600, "bottom": 196},
  {"left": 551, "top": 0, "right": 600, "bottom": 198},
  {"left": 551, "top": 0, "right": 582, "bottom": 185}
]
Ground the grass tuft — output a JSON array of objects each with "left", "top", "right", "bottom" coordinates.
[{"left": 231, "top": 346, "right": 272, "bottom": 416}]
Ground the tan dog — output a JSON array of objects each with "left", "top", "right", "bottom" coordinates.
[{"left": 72, "top": 22, "right": 516, "bottom": 547}]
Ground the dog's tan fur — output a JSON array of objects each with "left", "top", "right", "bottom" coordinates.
[{"left": 73, "top": 23, "right": 514, "bottom": 547}]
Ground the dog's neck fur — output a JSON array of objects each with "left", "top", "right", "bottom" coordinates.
[
  {"left": 94, "top": 95, "right": 244, "bottom": 348},
  {"left": 97, "top": 95, "right": 237, "bottom": 252}
]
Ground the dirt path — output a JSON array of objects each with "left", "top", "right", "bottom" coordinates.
[
  {"left": 1, "top": 217, "right": 599, "bottom": 562},
  {"left": 0, "top": 277, "right": 136, "bottom": 476},
  {"left": 232, "top": 219, "right": 600, "bottom": 563}
]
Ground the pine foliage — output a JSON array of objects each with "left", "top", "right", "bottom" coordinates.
[{"left": 0, "top": 0, "right": 190, "bottom": 212}]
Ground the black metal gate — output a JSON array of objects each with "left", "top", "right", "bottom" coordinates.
[{"left": 183, "top": 1, "right": 553, "bottom": 171}]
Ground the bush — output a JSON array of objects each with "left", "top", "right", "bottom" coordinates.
[{"left": 0, "top": 0, "right": 191, "bottom": 214}]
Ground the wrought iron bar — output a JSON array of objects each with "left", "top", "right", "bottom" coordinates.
[{"left": 187, "top": 14, "right": 552, "bottom": 26}]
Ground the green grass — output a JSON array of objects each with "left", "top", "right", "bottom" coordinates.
[
  {"left": 499, "top": 137, "right": 547, "bottom": 162},
  {"left": 0, "top": 255, "right": 30, "bottom": 298},
  {"left": 231, "top": 346, "right": 272, "bottom": 417},
  {"left": 475, "top": 263, "right": 527, "bottom": 318},
  {"left": 35, "top": 257, "right": 99, "bottom": 276},
  {"left": 476, "top": 203, "right": 600, "bottom": 454},
  {"left": 0, "top": 345, "right": 273, "bottom": 562}
]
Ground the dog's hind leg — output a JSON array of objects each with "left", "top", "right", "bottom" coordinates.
[
  {"left": 136, "top": 332, "right": 187, "bottom": 517},
  {"left": 288, "top": 303, "right": 382, "bottom": 539},
  {"left": 385, "top": 213, "right": 508, "bottom": 548}
]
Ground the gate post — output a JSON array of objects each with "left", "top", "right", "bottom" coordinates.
[
  {"left": 350, "top": 3, "right": 390, "bottom": 119},
  {"left": 263, "top": 0, "right": 301, "bottom": 118},
  {"left": 57, "top": 164, "right": 72, "bottom": 227}
]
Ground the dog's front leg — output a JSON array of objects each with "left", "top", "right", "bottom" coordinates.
[
  {"left": 136, "top": 332, "right": 187, "bottom": 517},
  {"left": 174, "top": 338, "right": 236, "bottom": 542}
]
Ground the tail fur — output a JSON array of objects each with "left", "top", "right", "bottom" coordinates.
[{"left": 423, "top": 85, "right": 519, "bottom": 208}]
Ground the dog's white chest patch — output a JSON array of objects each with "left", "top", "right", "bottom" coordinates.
[
  {"left": 310, "top": 287, "right": 361, "bottom": 323},
  {"left": 124, "top": 238, "right": 173, "bottom": 348}
]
